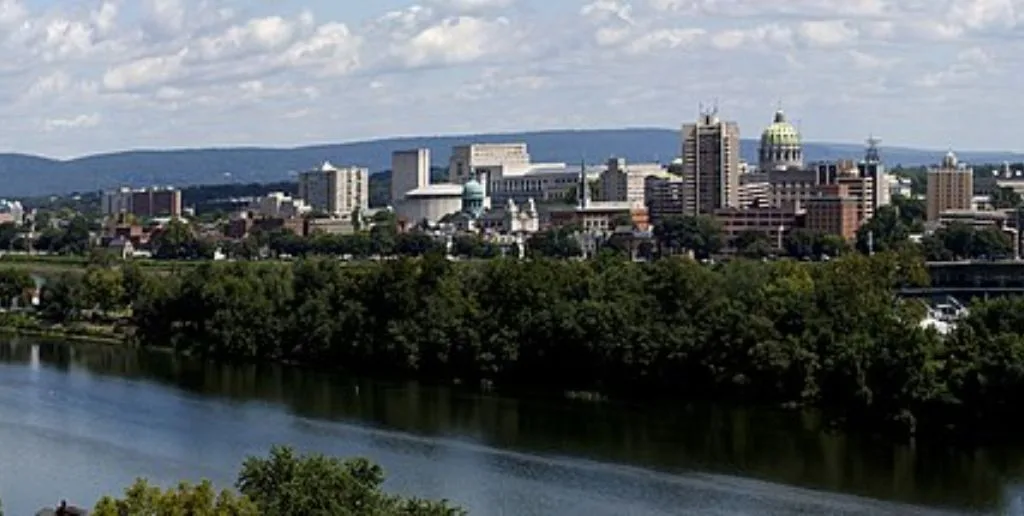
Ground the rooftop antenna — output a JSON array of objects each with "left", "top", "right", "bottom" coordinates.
[{"left": 866, "top": 135, "right": 882, "bottom": 163}]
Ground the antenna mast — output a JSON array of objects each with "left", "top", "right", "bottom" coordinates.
[{"left": 865, "top": 135, "right": 882, "bottom": 163}]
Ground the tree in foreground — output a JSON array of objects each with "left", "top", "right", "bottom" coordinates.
[
  {"left": 92, "top": 446, "right": 465, "bottom": 516},
  {"left": 92, "top": 479, "right": 258, "bottom": 516},
  {"left": 237, "top": 446, "right": 465, "bottom": 516}
]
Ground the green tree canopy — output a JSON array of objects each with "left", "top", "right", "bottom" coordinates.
[
  {"left": 237, "top": 446, "right": 465, "bottom": 516},
  {"left": 527, "top": 228, "right": 582, "bottom": 258},
  {"left": 891, "top": 195, "right": 926, "bottom": 232},
  {"left": 653, "top": 215, "right": 723, "bottom": 259},
  {"left": 0, "top": 268, "right": 34, "bottom": 309},
  {"left": 922, "top": 223, "right": 1014, "bottom": 261},
  {"left": 92, "top": 479, "right": 258, "bottom": 516},
  {"left": 152, "top": 220, "right": 214, "bottom": 260},
  {"left": 91, "top": 447, "right": 464, "bottom": 516},
  {"left": 856, "top": 205, "right": 910, "bottom": 254},
  {"left": 82, "top": 265, "right": 126, "bottom": 315},
  {"left": 40, "top": 272, "right": 88, "bottom": 323},
  {"left": 733, "top": 230, "right": 772, "bottom": 259}
]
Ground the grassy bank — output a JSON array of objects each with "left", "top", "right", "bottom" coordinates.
[
  {"left": 0, "top": 254, "right": 206, "bottom": 276},
  {"left": 0, "top": 312, "right": 127, "bottom": 345}
]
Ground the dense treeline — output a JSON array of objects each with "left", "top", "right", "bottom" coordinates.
[
  {"left": 23, "top": 250, "right": 1024, "bottom": 437},
  {"left": 26, "top": 251, "right": 970, "bottom": 437}
]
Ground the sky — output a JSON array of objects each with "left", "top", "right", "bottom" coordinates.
[{"left": 1, "top": 0, "right": 1021, "bottom": 158}]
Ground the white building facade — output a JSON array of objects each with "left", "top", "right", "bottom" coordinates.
[
  {"left": 297, "top": 162, "right": 368, "bottom": 216},
  {"left": 392, "top": 148, "right": 464, "bottom": 225},
  {"left": 398, "top": 185, "right": 464, "bottom": 225},
  {"left": 250, "top": 192, "right": 310, "bottom": 219},
  {"left": 447, "top": 143, "right": 530, "bottom": 184},
  {"left": 392, "top": 149, "right": 432, "bottom": 205}
]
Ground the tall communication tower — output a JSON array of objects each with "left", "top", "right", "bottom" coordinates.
[{"left": 865, "top": 135, "right": 882, "bottom": 163}]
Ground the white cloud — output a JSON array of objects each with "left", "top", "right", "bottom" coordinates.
[
  {"left": 629, "top": 28, "right": 706, "bottom": 53},
  {"left": 0, "top": 0, "right": 1018, "bottom": 158},
  {"left": 42, "top": 113, "right": 100, "bottom": 131},
  {"left": 393, "top": 15, "right": 516, "bottom": 67},
  {"left": 102, "top": 50, "right": 187, "bottom": 91},
  {"left": 848, "top": 50, "right": 897, "bottom": 69},
  {"left": 431, "top": 0, "right": 516, "bottom": 13},
  {"left": 798, "top": 20, "right": 858, "bottom": 47}
]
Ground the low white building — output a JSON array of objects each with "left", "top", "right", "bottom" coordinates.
[
  {"left": 456, "top": 198, "right": 540, "bottom": 235},
  {"left": 481, "top": 162, "right": 603, "bottom": 205},
  {"left": 0, "top": 200, "right": 24, "bottom": 225},
  {"left": 249, "top": 192, "right": 310, "bottom": 219},
  {"left": 391, "top": 148, "right": 466, "bottom": 225},
  {"left": 889, "top": 175, "right": 913, "bottom": 199},
  {"left": 396, "top": 184, "right": 464, "bottom": 226}
]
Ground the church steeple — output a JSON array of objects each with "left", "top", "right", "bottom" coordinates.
[{"left": 578, "top": 159, "right": 590, "bottom": 208}]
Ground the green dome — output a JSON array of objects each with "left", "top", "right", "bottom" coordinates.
[
  {"left": 462, "top": 178, "right": 485, "bottom": 201},
  {"left": 761, "top": 110, "right": 801, "bottom": 147}
]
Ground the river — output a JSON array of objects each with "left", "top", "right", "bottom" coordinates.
[{"left": 0, "top": 338, "right": 1019, "bottom": 515}]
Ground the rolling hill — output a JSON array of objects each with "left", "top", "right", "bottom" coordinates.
[{"left": 3, "top": 129, "right": 1022, "bottom": 197}]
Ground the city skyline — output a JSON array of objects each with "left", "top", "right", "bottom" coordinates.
[{"left": 2, "top": 0, "right": 1020, "bottom": 158}]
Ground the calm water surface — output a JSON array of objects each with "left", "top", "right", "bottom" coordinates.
[{"left": 0, "top": 338, "right": 1021, "bottom": 515}]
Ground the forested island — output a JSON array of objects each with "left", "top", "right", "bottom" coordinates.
[{"left": 2, "top": 250, "right": 1020, "bottom": 440}]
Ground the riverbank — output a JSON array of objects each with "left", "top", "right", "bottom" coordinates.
[
  {"left": 0, "top": 313, "right": 125, "bottom": 345},
  {"left": 18, "top": 252, "right": 1024, "bottom": 441},
  {"left": 0, "top": 254, "right": 206, "bottom": 277},
  {"left": 1, "top": 339, "right": 1015, "bottom": 515}
]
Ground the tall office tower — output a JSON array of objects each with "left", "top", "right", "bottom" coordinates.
[
  {"left": 681, "top": 108, "right": 741, "bottom": 216},
  {"left": 926, "top": 151, "right": 974, "bottom": 221},
  {"left": 857, "top": 136, "right": 891, "bottom": 211},
  {"left": 298, "top": 162, "right": 368, "bottom": 216},
  {"left": 391, "top": 148, "right": 431, "bottom": 204}
]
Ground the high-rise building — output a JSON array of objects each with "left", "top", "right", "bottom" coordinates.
[
  {"left": 102, "top": 187, "right": 132, "bottom": 217},
  {"left": 857, "top": 136, "right": 892, "bottom": 210},
  {"left": 391, "top": 148, "right": 432, "bottom": 204},
  {"left": 813, "top": 160, "right": 874, "bottom": 225},
  {"left": 644, "top": 175, "right": 685, "bottom": 223},
  {"left": 681, "top": 109, "right": 741, "bottom": 216},
  {"left": 447, "top": 143, "right": 530, "bottom": 184},
  {"left": 926, "top": 151, "right": 973, "bottom": 221},
  {"left": 298, "top": 161, "right": 368, "bottom": 216},
  {"left": 599, "top": 157, "right": 662, "bottom": 206}
]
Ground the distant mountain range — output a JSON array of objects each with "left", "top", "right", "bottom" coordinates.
[{"left": 4, "top": 129, "right": 1024, "bottom": 197}]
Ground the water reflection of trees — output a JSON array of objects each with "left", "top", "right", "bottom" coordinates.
[{"left": 1, "top": 338, "right": 1018, "bottom": 511}]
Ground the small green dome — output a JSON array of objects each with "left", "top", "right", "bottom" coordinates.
[
  {"left": 462, "top": 178, "right": 485, "bottom": 201},
  {"left": 761, "top": 110, "right": 801, "bottom": 147}
]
